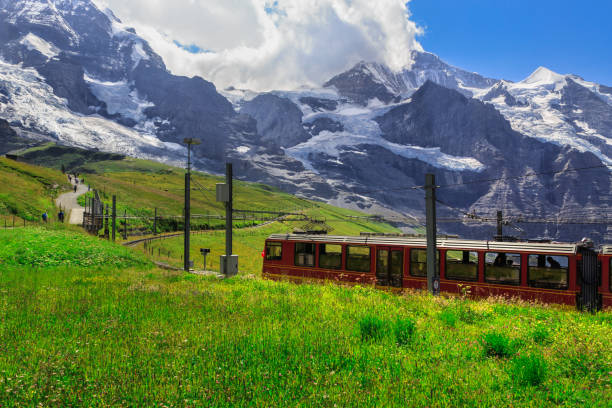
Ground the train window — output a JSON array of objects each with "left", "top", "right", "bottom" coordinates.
[
  {"left": 295, "top": 243, "right": 315, "bottom": 267},
  {"left": 528, "top": 254, "right": 569, "bottom": 290},
  {"left": 410, "top": 249, "right": 439, "bottom": 277},
  {"left": 346, "top": 246, "right": 371, "bottom": 272},
  {"left": 485, "top": 252, "right": 521, "bottom": 285},
  {"left": 319, "top": 244, "right": 342, "bottom": 269},
  {"left": 265, "top": 242, "right": 283, "bottom": 261},
  {"left": 446, "top": 250, "right": 478, "bottom": 281}
]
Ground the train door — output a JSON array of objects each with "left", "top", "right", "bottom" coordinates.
[
  {"left": 376, "top": 247, "right": 404, "bottom": 287},
  {"left": 578, "top": 247, "right": 601, "bottom": 311}
]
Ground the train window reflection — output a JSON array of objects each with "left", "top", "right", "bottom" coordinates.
[
  {"left": 410, "top": 249, "right": 439, "bottom": 277},
  {"left": 528, "top": 254, "right": 568, "bottom": 290},
  {"left": 295, "top": 243, "right": 315, "bottom": 267},
  {"left": 446, "top": 250, "right": 478, "bottom": 281},
  {"left": 485, "top": 252, "right": 520, "bottom": 285},
  {"left": 347, "top": 246, "right": 371, "bottom": 272},
  {"left": 265, "top": 242, "right": 282, "bottom": 261},
  {"left": 319, "top": 244, "right": 342, "bottom": 269}
]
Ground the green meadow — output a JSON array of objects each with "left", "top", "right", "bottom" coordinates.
[
  {"left": 0, "top": 157, "right": 69, "bottom": 223},
  {"left": 0, "top": 226, "right": 610, "bottom": 407}
]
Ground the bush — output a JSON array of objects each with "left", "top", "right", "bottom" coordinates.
[
  {"left": 393, "top": 317, "right": 416, "bottom": 346},
  {"left": 358, "top": 315, "right": 387, "bottom": 342},
  {"left": 509, "top": 354, "right": 547, "bottom": 386},
  {"left": 482, "top": 332, "right": 517, "bottom": 358},
  {"left": 438, "top": 308, "right": 458, "bottom": 327},
  {"left": 530, "top": 325, "right": 552, "bottom": 345},
  {"left": 439, "top": 303, "right": 481, "bottom": 327}
]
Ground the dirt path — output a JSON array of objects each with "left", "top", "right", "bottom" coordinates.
[{"left": 55, "top": 177, "right": 88, "bottom": 224}]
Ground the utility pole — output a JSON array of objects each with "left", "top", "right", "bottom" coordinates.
[
  {"left": 226, "top": 162, "right": 233, "bottom": 261},
  {"left": 496, "top": 210, "right": 503, "bottom": 241},
  {"left": 111, "top": 195, "right": 116, "bottom": 242},
  {"left": 183, "top": 138, "right": 201, "bottom": 272},
  {"left": 216, "top": 162, "right": 238, "bottom": 276},
  {"left": 425, "top": 174, "right": 439, "bottom": 295}
]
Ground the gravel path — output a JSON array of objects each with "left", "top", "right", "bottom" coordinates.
[{"left": 55, "top": 177, "right": 88, "bottom": 224}]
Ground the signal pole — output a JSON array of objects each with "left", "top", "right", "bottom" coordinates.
[
  {"left": 425, "top": 174, "right": 439, "bottom": 295},
  {"left": 216, "top": 162, "right": 238, "bottom": 276},
  {"left": 183, "top": 138, "right": 201, "bottom": 272},
  {"left": 496, "top": 210, "right": 503, "bottom": 241}
]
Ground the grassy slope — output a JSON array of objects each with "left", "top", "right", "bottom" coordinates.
[
  {"left": 77, "top": 157, "right": 397, "bottom": 232},
  {"left": 0, "top": 227, "right": 610, "bottom": 407},
  {"left": 0, "top": 157, "right": 69, "bottom": 223}
]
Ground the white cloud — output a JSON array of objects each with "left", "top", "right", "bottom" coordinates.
[{"left": 93, "top": 0, "right": 423, "bottom": 91}]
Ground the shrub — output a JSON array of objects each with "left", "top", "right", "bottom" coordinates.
[
  {"left": 509, "top": 354, "right": 547, "bottom": 386},
  {"left": 482, "top": 332, "right": 517, "bottom": 358},
  {"left": 358, "top": 315, "right": 387, "bottom": 342},
  {"left": 530, "top": 325, "right": 552, "bottom": 345},
  {"left": 456, "top": 304, "right": 480, "bottom": 324},
  {"left": 439, "top": 303, "right": 480, "bottom": 327},
  {"left": 438, "top": 308, "right": 458, "bottom": 327},
  {"left": 393, "top": 317, "right": 416, "bottom": 346}
]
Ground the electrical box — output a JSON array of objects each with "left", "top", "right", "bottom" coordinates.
[
  {"left": 220, "top": 254, "right": 238, "bottom": 277},
  {"left": 216, "top": 183, "right": 229, "bottom": 202}
]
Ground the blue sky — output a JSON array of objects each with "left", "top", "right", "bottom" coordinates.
[{"left": 410, "top": 0, "right": 612, "bottom": 85}]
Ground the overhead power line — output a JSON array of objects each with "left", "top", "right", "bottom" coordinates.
[{"left": 437, "top": 164, "right": 612, "bottom": 189}]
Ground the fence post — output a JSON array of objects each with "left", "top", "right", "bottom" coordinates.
[
  {"left": 112, "top": 195, "right": 116, "bottom": 242},
  {"left": 104, "top": 205, "right": 109, "bottom": 239},
  {"left": 123, "top": 209, "right": 127, "bottom": 240},
  {"left": 153, "top": 208, "right": 157, "bottom": 235}
]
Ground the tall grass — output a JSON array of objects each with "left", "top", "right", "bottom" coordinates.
[{"left": 0, "top": 217, "right": 610, "bottom": 407}]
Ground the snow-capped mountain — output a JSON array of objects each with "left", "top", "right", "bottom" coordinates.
[{"left": 0, "top": 0, "right": 609, "bottom": 242}]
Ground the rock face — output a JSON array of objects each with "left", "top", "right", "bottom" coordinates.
[
  {"left": 37, "top": 56, "right": 105, "bottom": 114},
  {"left": 0, "top": 0, "right": 609, "bottom": 242},
  {"left": 0, "top": 118, "right": 27, "bottom": 153},
  {"left": 324, "top": 62, "right": 399, "bottom": 105},
  {"left": 240, "top": 94, "right": 310, "bottom": 148},
  {"left": 324, "top": 51, "right": 498, "bottom": 105}
]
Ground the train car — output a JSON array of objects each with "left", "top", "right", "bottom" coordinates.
[{"left": 262, "top": 234, "right": 612, "bottom": 308}]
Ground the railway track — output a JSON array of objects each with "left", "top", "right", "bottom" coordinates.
[{"left": 122, "top": 217, "right": 285, "bottom": 247}]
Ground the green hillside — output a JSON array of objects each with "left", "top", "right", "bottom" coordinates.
[
  {"left": 0, "top": 156, "right": 69, "bottom": 224},
  {"left": 78, "top": 156, "right": 397, "bottom": 232}
]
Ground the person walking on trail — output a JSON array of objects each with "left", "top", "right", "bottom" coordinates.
[
  {"left": 42, "top": 212, "right": 48, "bottom": 223},
  {"left": 58, "top": 210, "right": 64, "bottom": 223},
  {"left": 74, "top": 184, "right": 77, "bottom": 193}
]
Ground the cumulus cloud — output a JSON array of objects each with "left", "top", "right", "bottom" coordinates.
[{"left": 92, "top": 0, "right": 423, "bottom": 91}]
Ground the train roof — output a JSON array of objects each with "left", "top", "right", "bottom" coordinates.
[
  {"left": 602, "top": 245, "right": 612, "bottom": 255},
  {"left": 267, "top": 234, "right": 579, "bottom": 255}
]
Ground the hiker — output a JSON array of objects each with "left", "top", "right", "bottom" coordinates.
[
  {"left": 58, "top": 210, "right": 65, "bottom": 223},
  {"left": 74, "top": 185, "right": 77, "bottom": 193},
  {"left": 42, "top": 212, "right": 48, "bottom": 223}
]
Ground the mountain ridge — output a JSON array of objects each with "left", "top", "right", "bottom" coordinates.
[{"left": 0, "top": 0, "right": 609, "bottom": 242}]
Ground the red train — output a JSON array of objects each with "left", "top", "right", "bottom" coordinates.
[{"left": 263, "top": 234, "right": 612, "bottom": 309}]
